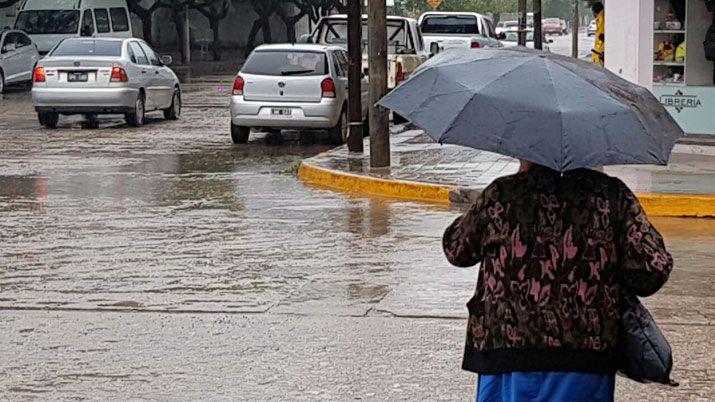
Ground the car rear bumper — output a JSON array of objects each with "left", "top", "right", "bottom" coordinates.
[
  {"left": 230, "top": 96, "right": 342, "bottom": 129},
  {"left": 32, "top": 87, "right": 139, "bottom": 114}
]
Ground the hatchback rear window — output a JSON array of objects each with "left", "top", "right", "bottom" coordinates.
[
  {"left": 421, "top": 16, "right": 479, "bottom": 35},
  {"left": 51, "top": 40, "right": 122, "bottom": 57},
  {"left": 242, "top": 51, "right": 328, "bottom": 76}
]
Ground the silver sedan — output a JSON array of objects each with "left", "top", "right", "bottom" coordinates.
[
  {"left": 230, "top": 44, "right": 368, "bottom": 144},
  {"left": 0, "top": 29, "right": 40, "bottom": 93},
  {"left": 31, "top": 37, "right": 181, "bottom": 129}
]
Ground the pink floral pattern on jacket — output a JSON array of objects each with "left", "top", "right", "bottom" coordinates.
[{"left": 443, "top": 168, "right": 673, "bottom": 353}]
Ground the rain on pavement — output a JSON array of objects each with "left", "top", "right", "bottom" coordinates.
[{"left": 0, "top": 72, "right": 713, "bottom": 400}]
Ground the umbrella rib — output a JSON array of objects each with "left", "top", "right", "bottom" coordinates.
[
  {"left": 550, "top": 61, "right": 655, "bottom": 168},
  {"left": 552, "top": 60, "right": 628, "bottom": 105},
  {"left": 544, "top": 58, "right": 566, "bottom": 170},
  {"left": 440, "top": 54, "right": 539, "bottom": 148},
  {"left": 412, "top": 68, "right": 474, "bottom": 139}
]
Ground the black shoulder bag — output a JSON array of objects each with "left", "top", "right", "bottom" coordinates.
[{"left": 618, "top": 294, "right": 679, "bottom": 386}]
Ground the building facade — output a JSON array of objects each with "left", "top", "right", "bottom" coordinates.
[{"left": 606, "top": 0, "right": 715, "bottom": 136}]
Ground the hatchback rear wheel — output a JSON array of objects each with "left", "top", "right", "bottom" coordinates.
[
  {"left": 163, "top": 89, "right": 181, "bottom": 120},
  {"left": 38, "top": 112, "right": 59, "bottom": 129},
  {"left": 231, "top": 124, "right": 250, "bottom": 144},
  {"left": 125, "top": 94, "right": 145, "bottom": 127},
  {"left": 0, "top": 70, "right": 5, "bottom": 94},
  {"left": 328, "top": 107, "right": 348, "bottom": 145}
]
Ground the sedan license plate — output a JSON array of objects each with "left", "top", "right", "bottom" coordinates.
[
  {"left": 68, "top": 72, "right": 88, "bottom": 82},
  {"left": 271, "top": 108, "right": 292, "bottom": 116}
]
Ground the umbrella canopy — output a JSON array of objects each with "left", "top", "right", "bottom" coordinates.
[{"left": 378, "top": 47, "right": 684, "bottom": 172}]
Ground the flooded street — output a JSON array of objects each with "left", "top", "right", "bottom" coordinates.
[{"left": 0, "top": 82, "right": 713, "bottom": 400}]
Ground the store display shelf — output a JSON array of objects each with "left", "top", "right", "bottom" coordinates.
[
  {"left": 653, "top": 82, "right": 686, "bottom": 86},
  {"left": 653, "top": 61, "right": 685, "bottom": 66},
  {"left": 654, "top": 29, "right": 686, "bottom": 34}
]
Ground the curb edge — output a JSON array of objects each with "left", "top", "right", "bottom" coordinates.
[
  {"left": 298, "top": 161, "right": 451, "bottom": 204},
  {"left": 298, "top": 161, "right": 715, "bottom": 218}
]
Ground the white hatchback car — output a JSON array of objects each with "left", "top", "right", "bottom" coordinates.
[
  {"left": 230, "top": 44, "right": 368, "bottom": 144},
  {"left": 0, "top": 29, "right": 40, "bottom": 93},
  {"left": 32, "top": 37, "right": 181, "bottom": 129}
]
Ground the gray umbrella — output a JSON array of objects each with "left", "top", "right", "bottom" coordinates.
[{"left": 378, "top": 47, "right": 684, "bottom": 172}]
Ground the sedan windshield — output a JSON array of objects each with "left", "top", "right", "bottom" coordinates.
[
  {"left": 242, "top": 51, "right": 328, "bottom": 76},
  {"left": 15, "top": 10, "right": 80, "bottom": 35},
  {"left": 51, "top": 40, "right": 123, "bottom": 57},
  {"left": 420, "top": 16, "right": 479, "bottom": 35}
]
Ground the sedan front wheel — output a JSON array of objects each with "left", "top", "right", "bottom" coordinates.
[{"left": 163, "top": 89, "right": 181, "bottom": 120}]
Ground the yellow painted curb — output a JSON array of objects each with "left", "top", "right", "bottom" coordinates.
[
  {"left": 637, "top": 193, "right": 715, "bottom": 218},
  {"left": 299, "top": 161, "right": 715, "bottom": 218},
  {"left": 298, "top": 161, "right": 451, "bottom": 204}
]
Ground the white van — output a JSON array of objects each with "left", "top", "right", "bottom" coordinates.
[{"left": 14, "top": 0, "right": 133, "bottom": 54}]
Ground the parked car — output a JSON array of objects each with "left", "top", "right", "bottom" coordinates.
[
  {"left": 305, "top": 14, "right": 428, "bottom": 91},
  {"left": 587, "top": 20, "right": 598, "bottom": 36},
  {"left": 542, "top": 18, "right": 564, "bottom": 36},
  {"left": 230, "top": 44, "right": 369, "bottom": 144},
  {"left": 501, "top": 31, "right": 552, "bottom": 51},
  {"left": 418, "top": 12, "right": 502, "bottom": 53},
  {"left": 0, "top": 28, "right": 40, "bottom": 93},
  {"left": 14, "top": 0, "right": 133, "bottom": 55},
  {"left": 496, "top": 20, "right": 519, "bottom": 36},
  {"left": 32, "top": 38, "right": 181, "bottom": 129}
]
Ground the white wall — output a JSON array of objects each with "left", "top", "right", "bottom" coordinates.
[{"left": 604, "top": 0, "right": 654, "bottom": 88}]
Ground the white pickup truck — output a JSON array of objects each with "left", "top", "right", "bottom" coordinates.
[
  {"left": 418, "top": 12, "right": 503, "bottom": 53},
  {"left": 305, "top": 14, "right": 430, "bottom": 90}
]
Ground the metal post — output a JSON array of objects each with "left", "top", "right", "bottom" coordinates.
[
  {"left": 347, "top": 0, "right": 364, "bottom": 153},
  {"left": 518, "top": 0, "right": 527, "bottom": 46},
  {"left": 533, "top": 0, "right": 543, "bottom": 50},
  {"left": 571, "top": 0, "right": 579, "bottom": 58},
  {"left": 367, "top": 0, "right": 389, "bottom": 168},
  {"left": 183, "top": 5, "right": 191, "bottom": 64}
]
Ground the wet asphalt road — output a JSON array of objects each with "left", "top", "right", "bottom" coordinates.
[{"left": 0, "top": 79, "right": 713, "bottom": 400}]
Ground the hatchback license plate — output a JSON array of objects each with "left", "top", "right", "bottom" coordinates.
[
  {"left": 68, "top": 72, "right": 88, "bottom": 82},
  {"left": 271, "top": 108, "right": 292, "bottom": 116}
]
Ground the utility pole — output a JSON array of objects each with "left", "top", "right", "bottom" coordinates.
[
  {"left": 367, "top": 0, "right": 389, "bottom": 168},
  {"left": 183, "top": 4, "right": 191, "bottom": 64},
  {"left": 571, "top": 0, "right": 579, "bottom": 58},
  {"left": 518, "top": 0, "right": 527, "bottom": 46},
  {"left": 347, "top": 0, "right": 363, "bottom": 153},
  {"left": 533, "top": 0, "right": 543, "bottom": 50}
]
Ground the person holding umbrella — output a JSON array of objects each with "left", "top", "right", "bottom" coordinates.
[
  {"left": 379, "top": 48, "right": 682, "bottom": 401},
  {"left": 592, "top": 1, "right": 605, "bottom": 66}
]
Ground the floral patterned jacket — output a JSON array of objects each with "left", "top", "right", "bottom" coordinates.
[{"left": 443, "top": 167, "right": 673, "bottom": 375}]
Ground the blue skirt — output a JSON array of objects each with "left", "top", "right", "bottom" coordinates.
[{"left": 476, "top": 372, "right": 615, "bottom": 402}]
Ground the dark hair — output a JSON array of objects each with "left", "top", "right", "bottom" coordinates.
[{"left": 592, "top": 2, "right": 604, "bottom": 14}]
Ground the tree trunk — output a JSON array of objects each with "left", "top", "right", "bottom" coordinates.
[
  {"left": 493, "top": 13, "right": 501, "bottom": 26},
  {"left": 260, "top": 16, "right": 272, "bottom": 44},
  {"left": 285, "top": 21, "right": 296, "bottom": 43},
  {"left": 210, "top": 19, "right": 221, "bottom": 61},
  {"left": 141, "top": 14, "right": 153, "bottom": 45},
  {"left": 173, "top": 11, "right": 185, "bottom": 64},
  {"left": 246, "top": 18, "right": 262, "bottom": 55}
]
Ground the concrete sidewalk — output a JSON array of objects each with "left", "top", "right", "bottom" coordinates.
[{"left": 299, "top": 129, "right": 715, "bottom": 217}]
